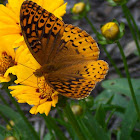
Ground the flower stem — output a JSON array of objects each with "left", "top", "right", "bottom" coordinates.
[
  {"left": 4, "top": 88, "right": 39, "bottom": 140},
  {"left": 63, "top": 104, "right": 86, "bottom": 140},
  {"left": 116, "top": 41, "right": 140, "bottom": 120},
  {"left": 123, "top": 4, "right": 140, "bottom": 41},
  {"left": 104, "top": 109, "right": 116, "bottom": 131},
  {"left": 85, "top": 15, "right": 99, "bottom": 35},
  {"left": 42, "top": 114, "right": 67, "bottom": 140},
  {"left": 101, "top": 45, "right": 123, "bottom": 77},
  {"left": 85, "top": 16, "right": 122, "bottom": 77},
  {"left": 0, "top": 94, "right": 9, "bottom": 106},
  {"left": 122, "top": 4, "right": 140, "bottom": 57},
  {"left": 0, "top": 111, "right": 13, "bottom": 128}
]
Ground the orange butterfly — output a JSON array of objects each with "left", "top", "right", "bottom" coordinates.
[{"left": 20, "top": 1, "right": 109, "bottom": 99}]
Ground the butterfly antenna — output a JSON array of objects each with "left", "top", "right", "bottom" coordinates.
[
  {"left": 17, "top": 73, "right": 36, "bottom": 88},
  {"left": 18, "top": 62, "right": 36, "bottom": 71}
]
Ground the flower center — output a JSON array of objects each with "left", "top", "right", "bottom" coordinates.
[
  {"left": 0, "top": 52, "right": 15, "bottom": 75},
  {"left": 37, "top": 77, "right": 55, "bottom": 101}
]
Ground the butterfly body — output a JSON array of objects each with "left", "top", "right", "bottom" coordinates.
[{"left": 20, "top": 1, "right": 109, "bottom": 99}]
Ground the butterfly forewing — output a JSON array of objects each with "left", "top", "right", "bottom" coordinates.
[
  {"left": 20, "top": 1, "right": 109, "bottom": 99},
  {"left": 20, "top": 1, "right": 65, "bottom": 65}
]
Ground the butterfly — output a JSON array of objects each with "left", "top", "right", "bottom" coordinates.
[{"left": 20, "top": 1, "right": 109, "bottom": 99}]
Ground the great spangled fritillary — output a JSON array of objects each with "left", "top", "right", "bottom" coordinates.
[{"left": 20, "top": 1, "right": 109, "bottom": 99}]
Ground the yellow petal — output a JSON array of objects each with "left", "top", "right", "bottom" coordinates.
[
  {"left": 0, "top": 76, "right": 11, "bottom": 82},
  {"left": 0, "top": 36, "right": 16, "bottom": 58},
  {"left": 53, "top": 3, "right": 67, "bottom": 20},
  {"left": 52, "top": 95, "right": 58, "bottom": 107},
  {"left": 36, "top": 102, "right": 52, "bottom": 115},
  {"left": 0, "top": 25, "right": 20, "bottom": 36},
  {"left": 0, "top": 16, "right": 16, "bottom": 25},
  {"left": 0, "top": 5, "right": 18, "bottom": 22},
  {"left": 42, "top": 0, "right": 64, "bottom": 12},
  {"left": 13, "top": 36, "right": 25, "bottom": 48},
  {"left": 30, "top": 106, "right": 38, "bottom": 115},
  {"left": 8, "top": 0, "right": 24, "bottom": 20}
]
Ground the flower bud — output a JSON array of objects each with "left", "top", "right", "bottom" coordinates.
[
  {"left": 72, "top": 2, "right": 85, "bottom": 14},
  {"left": 6, "top": 120, "right": 14, "bottom": 130},
  {"left": 4, "top": 136, "right": 17, "bottom": 140},
  {"left": 101, "top": 22, "right": 120, "bottom": 40},
  {"left": 71, "top": 105, "right": 83, "bottom": 116}
]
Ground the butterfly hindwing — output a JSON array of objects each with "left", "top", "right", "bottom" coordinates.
[{"left": 47, "top": 60, "right": 108, "bottom": 99}]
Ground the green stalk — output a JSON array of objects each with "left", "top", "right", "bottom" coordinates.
[
  {"left": 85, "top": 16, "right": 122, "bottom": 77},
  {"left": 123, "top": 4, "right": 140, "bottom": 41},
  {"left": 104, "top": 109, "right": 116, "bottom": 131},
  {"left": 0, "top": 111, "right": 13, "bottom": 128},
  {"left": 122, "top": 5, "right": 140, "bottom": 56},
  {"left": 85, "top": 16, "right": 99, "bottom": 35},
  {"left": 116, "top": 41, "right": 140, "bottom": 120},
  {"left": 42, "top": 114, "right": 67, "bottom": 140},
  {"left": 0, "top": 94, "right": 9, "bottom": 106},
  {"left": 63, "top": 104, "right": 86, "bottom": 140},
  {"left": 101, "top": 45, "right": 123, "bottom": 77},
  {"left": 4, "top": 88, "right": 39, "bottom": 140}
]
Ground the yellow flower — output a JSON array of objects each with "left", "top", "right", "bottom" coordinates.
[
  {"left": 8, "top": 46, "right": 58, "bottom": 115},
  {"left": 0, "top": 0, "right": 67, "bottom": 48},
  {"left": 72, "top": 2, "right": 85, "bottom": 14},
  {"left": 1, "top": 0, "right": 67, "bottom": 116},
  {"left": 0, "top": 36, "right": 17, "bottom": 82},
  {"left": 101, "top": 22, "right": 120, "bottom": 40}
]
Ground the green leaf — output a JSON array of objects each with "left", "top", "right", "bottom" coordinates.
[
  {"left": 97, "top": 34, "right": 106, "bottom": 41},
  {"left": 94, "top": 89, "right": 128, "bottom": 108},
  {"left": 112, "top": 19, "right": 119, "bottom": 25},
  {"left": 85, "top": 96, "right": 94, "bottom": 108},
  {"left": 78, "top": 119, "right": 95, "bottom": 140},
  {"left": 106, "top": 0, "right": 117, "bottom": 6},
  {"left": 131, "top": 130, "right": 140, "bottom": 140},
  {"left": 106, "top": 94, "right": 114, "bottom": 104},
  {"left": 0, "top": 105, "right": 38, "bottom": 140},
  {"left": 72, "top": 15, "right": 82, "bottom": 20},
  {"left": 102, "top": 78, "right": 140, "bottom": 97},
  {"left": 134, "top": 50, "right": 139, "bottom": 56},
  {"left": 82, "top": 113, "right": 110, "bottom": 140},
  {"left": 98, "top": 40, "right": 108, "bottom": 45},
  {"left": 119, "top": 22, "right": 125, "bottom": 32},
  {"left": 55, "top": 116, "right": 78, "bottom": 140},
  {"left": 42, "top": 115, "right": 67, "bottom": 140},
  {"left": 94, "top": 104, "right": 106, "bottom": 127},
  {"left": 120, "top": 95, "right": 140, "bottom": 140},
  {"left": 0, "top": 125, "right": 7, "bottom": 136},
  {"left": 94, "top": 89, "right": 127, "bottom": 118},
  {"left": 43, "top": 132, "right": 55, "bottom": 140},
  {"left": 0, "top": 134, "right": 4, "bottom": 140},
  {"left": 85, "top": 2, "right": 90, "bottom": 12},
  {"left": 63, "top": 104, "right": 87, "bottom": 140}
]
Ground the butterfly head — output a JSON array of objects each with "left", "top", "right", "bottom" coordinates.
[{"left": 33, "top": 68, "right": 44, "bottom": 77}]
